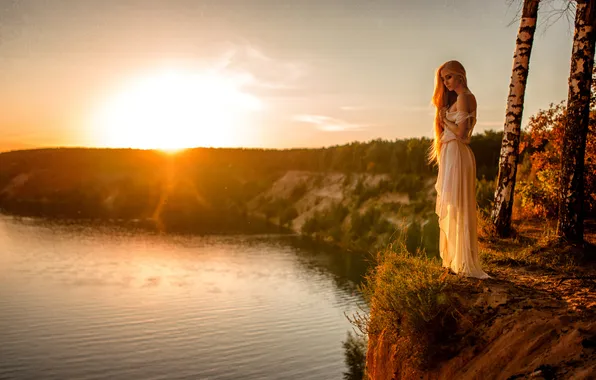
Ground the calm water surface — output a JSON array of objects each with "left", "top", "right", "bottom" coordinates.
[{"left": 0, "top": 216, "right": 369, "bottom": 380}]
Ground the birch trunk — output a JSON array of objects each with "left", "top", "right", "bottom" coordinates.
[
  {"left": 558, "top": 0, "right": 596, "bottom": 242},
  {"left": 491, "top": 0, "right": 540, "bottom": 237}
]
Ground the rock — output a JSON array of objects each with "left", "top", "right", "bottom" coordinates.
[{"left": 529, "top": 369, "right": 543, "bottom": 378}]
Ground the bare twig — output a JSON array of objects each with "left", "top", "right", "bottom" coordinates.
[
  {"left": 537, "top": 0, "right": 576, "bottom": 36},
  {"left": 506, "top": 0, "right": 576, "bottom": 34},
  {"left": 506, "top": 0, "right": 525, "bottom": 27}
]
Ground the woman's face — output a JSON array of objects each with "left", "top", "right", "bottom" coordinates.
[{"left": 440, "top": 70, "right": 459, "bottom": 91}]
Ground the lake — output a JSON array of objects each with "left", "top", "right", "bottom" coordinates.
[{"left": 0, "top": 216, "right": 370, "bottom": 380}]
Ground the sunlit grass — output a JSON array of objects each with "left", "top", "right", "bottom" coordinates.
[
  {"left": 350, "top": 234, "right": 465, "bottom": 370},
  {"left": 354, "top": 216, "right": 595, "bottom": 376},
  {"left": 478, "top": 215, "right": 592, "bottom": 273}
]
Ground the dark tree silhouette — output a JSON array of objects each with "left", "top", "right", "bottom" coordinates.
[{"left": 558, "top": 0, "right": 596, "bottom": 243}]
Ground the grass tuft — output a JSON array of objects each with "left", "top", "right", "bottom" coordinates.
[
  {"left": 353, "top": 235, "right": 464, "bottom": 369},
  {"left": 481, "top": 219, "right": 595, "bottom": 273}
]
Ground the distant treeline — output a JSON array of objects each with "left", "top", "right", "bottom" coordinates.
[
  {"left": 0, "top": 131, "right": 503, "bottom": 230},
  {"left": 0, "top": 129, "right": 502, "bottom": 179},
  {"left": 179, "top": 129, "right": 501, "bottom": 178}
]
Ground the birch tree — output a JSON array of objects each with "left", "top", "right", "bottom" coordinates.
[
  {"left": 558, "top": 0, "right": 596, "bottom": 242},
  {"left": 491, "top": 0, "right": 541, "bottom": 237}
]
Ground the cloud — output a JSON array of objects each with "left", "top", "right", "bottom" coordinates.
[
  {"left": 293, "top": 114, "right": 366, "bottom": 132},
  {"left": 340, "top": 105, "right": 371, "bottom": 111},
  {"left": 340, "top": 105, "right": 431, "bottom": 112},
  {"left": 213, "top": 43, "right": 308, "bottom": 91}
]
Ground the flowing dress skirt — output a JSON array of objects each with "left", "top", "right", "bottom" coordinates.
[{"left": 435, "top": 139, "right": 489, "bottom": 279}]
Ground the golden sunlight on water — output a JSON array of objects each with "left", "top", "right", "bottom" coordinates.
[{"left": 0, "top": 216, "right": 368, "bottom": 380}]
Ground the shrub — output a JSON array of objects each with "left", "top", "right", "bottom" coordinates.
[
  {"left": 348, "top": 207, "right": 395, "bottom": 250},
  {"left": 476, "top": 178, "right": 495, "bottom": 216},
  {"left": 518, "top": 100, "right": 596, "bottom": 218},
  {"left": 354, "top": 237, "right": 461, "bottom": 369},
  {"left": 300, "top": 202, "right": 349, "bottom": 238}
]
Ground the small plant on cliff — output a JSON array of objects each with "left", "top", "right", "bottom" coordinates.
[{"left": 354, "top": 235, "right": 462, "bottom": 371}]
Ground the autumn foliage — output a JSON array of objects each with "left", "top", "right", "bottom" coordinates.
[{"left": 517, "top": 100, "right": 596, "bottom": 219}]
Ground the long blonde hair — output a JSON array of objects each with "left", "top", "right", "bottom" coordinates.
[{"left": 429, "top": 60, "right": 467, "bottom": 164}]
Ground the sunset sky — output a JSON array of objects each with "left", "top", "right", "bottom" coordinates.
[{"left": 0, "top": 0, "right": 574, "bottom": 151}]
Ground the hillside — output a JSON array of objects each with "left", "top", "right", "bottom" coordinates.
[
  {"left": 364, "top": 220, "right": 596, "bottom": 379},
  {"left": 0, "top": 144, "right": 486, "bottom": 252},
  {"left": 247, "top": 169, "right": 439, "bottom": 253}
]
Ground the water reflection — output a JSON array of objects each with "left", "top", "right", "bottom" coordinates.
[
  {"left": 342, "top": 331, "right": 367, "bottom": 380},
  {"left": 0, "top": 215, "right": 370, "bottom": 380}
]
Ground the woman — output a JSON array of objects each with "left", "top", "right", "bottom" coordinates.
[{"left": 431, "top": 60, "right": 490, "bottom": 279}]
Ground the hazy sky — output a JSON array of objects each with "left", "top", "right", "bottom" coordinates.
[{"left": 0, "top": 0, "right": 574, "bottom": 151}]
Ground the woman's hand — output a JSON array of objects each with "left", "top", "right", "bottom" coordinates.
[{"left": 439, "top": 107, "right": 447, "bottom": 125}]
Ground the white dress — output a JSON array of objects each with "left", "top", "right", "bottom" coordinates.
[{"left": 435, "top": 109, "right": 490, "bottom": 279}]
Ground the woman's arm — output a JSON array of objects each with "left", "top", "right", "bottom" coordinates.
[
  {"left": 442, "top": 118, "right": 460, "bottom": 136},
  {"left": 441, "top": 94, "right": 474, "bottom": 139}
]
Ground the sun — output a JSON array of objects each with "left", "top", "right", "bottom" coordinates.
[{"left": 90, "top": 69, "right": 262, "bottom": 151}]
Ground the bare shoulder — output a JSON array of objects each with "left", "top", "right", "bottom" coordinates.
[{"left": 457, "top": 92, "right": 477, "bottom": 112}]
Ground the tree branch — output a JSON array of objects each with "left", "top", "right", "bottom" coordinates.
[{"left": 507, "top": 0, "right": 576, "bottom": 34}]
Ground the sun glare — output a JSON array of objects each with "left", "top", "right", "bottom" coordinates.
[{"left": 91, "top": 69, "right": 262, "bottom": 151}]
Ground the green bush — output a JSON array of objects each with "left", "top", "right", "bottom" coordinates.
[
  {"left": 301, "top": 202, "right": 349, "bottom": 238},
  {"left": 355, "top": 238, "right": 461, "bottom": 369},
  {"left": 348, "top": 207, "right": 395, "bottom": 251},
  {"left": 476, "top": 178, "right": 495, "bottom": 216}
]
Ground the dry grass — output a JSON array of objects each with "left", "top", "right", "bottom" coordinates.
[
  {"left": 360, "top": 217, "right": 596, "bottom": 379},
  {"left": 479, "top": 216, "right": 596, "bottom": 274},
  {"left": 478, "top": 217, "right": 596, "bottom": 312},
  {"left": 354, "top": 236, "right": 466, "bottom": 370}
]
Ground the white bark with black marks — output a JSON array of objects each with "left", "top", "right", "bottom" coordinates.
[{"left": 491, "top": 0, "right": 540, "bottom": 237}]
